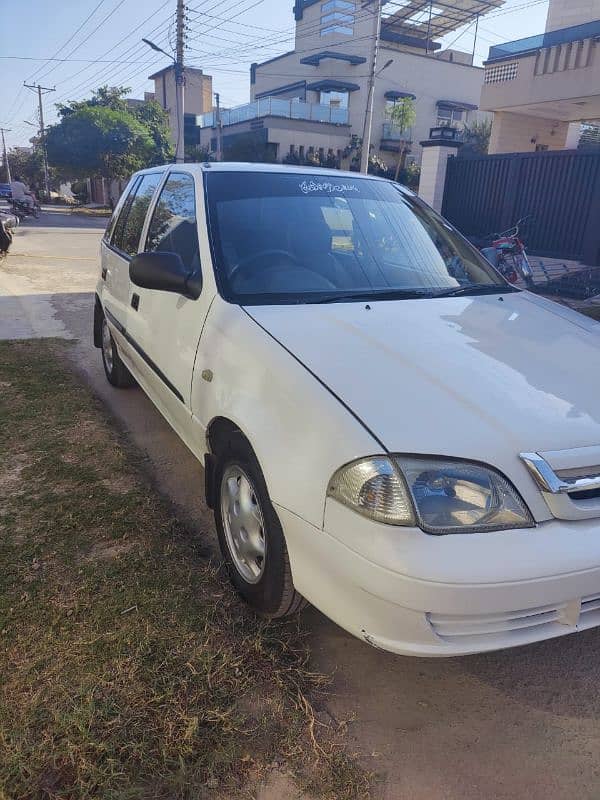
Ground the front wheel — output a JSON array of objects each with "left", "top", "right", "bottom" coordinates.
[
  {"left": 101, "top": 316, "right": 135, "bottom": 388},
  {"left": 214, "top": 444, "right": 306, "bottom": 618}
]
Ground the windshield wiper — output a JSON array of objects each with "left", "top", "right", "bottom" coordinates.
[
  {"left": 433, "top": 283, "right": 519, "bottom": 299},
  {"left": 309, "top": 289, "right": 430, "bottom": 304}
]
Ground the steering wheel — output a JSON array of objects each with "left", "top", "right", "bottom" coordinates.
[{"left": 228, "top": 249, "right": 335, "bottom": 290}]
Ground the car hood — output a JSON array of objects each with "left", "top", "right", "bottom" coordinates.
[{"left": 246, "top": 292, "right": 600, "bottom": 462}]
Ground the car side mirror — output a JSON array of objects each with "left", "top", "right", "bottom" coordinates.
[{"left": 129, "top": 251, "right": 201, "bottom": 299}]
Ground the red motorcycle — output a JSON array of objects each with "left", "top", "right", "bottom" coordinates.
[{"left": 476, "top": 217, "right": 535, "bottom": 289}]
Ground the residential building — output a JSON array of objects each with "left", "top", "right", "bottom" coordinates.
[
  {"left": 481, "top": 0, "right": 600, "bottom": 154},
  {"left": 197, "top": 0, "right": 504, "bottom": 168},
  {"left": 148, "top": 65, "right": 213, "bottom": 151}
]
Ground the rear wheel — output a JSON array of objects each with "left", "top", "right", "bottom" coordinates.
[
  {"left": 101, "top": 316, "right": 135, "bottom": 388},
  {"left": 214, "top": 442, "right": 306, "bottom": 617}
]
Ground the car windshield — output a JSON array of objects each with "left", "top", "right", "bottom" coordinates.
[{"left": 205, "top": 171, "right": 509, "bottom": 305}]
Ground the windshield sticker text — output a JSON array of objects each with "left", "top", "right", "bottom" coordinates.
[{"left": 299, "top": 180, "right": 359, "bottom": 195}]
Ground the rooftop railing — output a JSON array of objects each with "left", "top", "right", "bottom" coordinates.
[
  {"left": 487, "top": 18, "right": 600, "bottom": 62},
  {"left": 197, "top": 96, "right": 349, "bottom": 128}
]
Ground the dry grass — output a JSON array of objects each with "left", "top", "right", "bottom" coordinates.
[
  {"left": 69, "top": 207, "right": 112, "bottom": 218},
  {"left": 0, "top": 340, "right": 370, "bottom": 800}
]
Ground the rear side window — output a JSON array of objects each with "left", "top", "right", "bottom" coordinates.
[
  {"left": 145, "top": 173, "right": 200, "bottom": 272},
  {"left": 118, "top": 173, "right": 163, "bottom": 257},
  {"left": 106, "top": 176, "right": 140, "bottom": 246}
]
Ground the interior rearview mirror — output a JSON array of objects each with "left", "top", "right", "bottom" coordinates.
[{"left": 129, "top": 251, "right": 201, "bottom": 299}]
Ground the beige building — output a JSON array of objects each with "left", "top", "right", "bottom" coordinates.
[
  {"left": 198, "top": 0, "right": 504, "bottom": 168},
  {"left": 148, "top": 66, "right": 213, "bottom": 151},
  {"left": 481, "top": 0, "right": 600, "bottom": 154}
]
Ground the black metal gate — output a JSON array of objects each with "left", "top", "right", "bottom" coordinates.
[{"left": 441, "top": 150, "right": 600, "bottom": 265}]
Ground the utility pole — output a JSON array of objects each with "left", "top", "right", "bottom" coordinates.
[
  {"left": 214, "top": 92, "right": 222, "bottom": 161},
  {"left": 360, "top": 0, "right": 383, "bottom": 174},
  {"left": 24, "top": 82, "right": 55, "bottom": 201},
  {"left": 175, "top": 0, "right": 186, "bottom": 163},
  {"left": 0, "top": 128, "right": 11, "bottom": 184},
  {"left": 471, "top": 13, "right": 480, "bottom": 65}
]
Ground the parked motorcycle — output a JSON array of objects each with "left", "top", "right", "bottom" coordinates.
[{"left": 470, "top": 217, "right": 535, "bottom": 289}]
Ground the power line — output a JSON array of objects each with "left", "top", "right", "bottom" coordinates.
[
  {"left": 1, "top": 56, "right": 168, "bottom": 64},
  {"left": 36, "top": 0, "right": 133, "bottom": 82},
  {"left": 25, "top": 0, "right": 110, "bottom": 83}
]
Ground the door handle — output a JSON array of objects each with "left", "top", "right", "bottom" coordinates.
[{"left": 131, "top": 293, "right": 140, "bottom": 311}]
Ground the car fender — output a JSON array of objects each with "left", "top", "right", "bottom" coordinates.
[{"left": 191, "top": 297, "right": 382, "bottom": 529}]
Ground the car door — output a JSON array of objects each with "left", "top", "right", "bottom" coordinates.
[
  {"left": 125, "top": 169, "right": 215, "bottom": 446},
  {"left": 102, "top": 172, "right": 163, "bottom": 363}
]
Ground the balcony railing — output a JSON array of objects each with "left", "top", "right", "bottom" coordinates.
[
  {"left": 198, "top": 97, "right": 349, "bottom": 128},
  {"left": 381, "top": 122, "right": 413, "bottom": 141},
  {"left": 488, "top": 18, "right": 600, "bottom": 62}
]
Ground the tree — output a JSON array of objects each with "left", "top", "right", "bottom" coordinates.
[
  {"left": 46, "top": 105, "right": 154, "bottom": 181},
  {"left": 386, "top": 97, "right": 416, "bottom": 182},
  {"left": 46, "top": 86, "right": 174, "bottom": 182},
  {"left": 126, "top": 99, "right": 173, "bottom": 166},
  {"left": 1, "top": 145, "right": 53, "bottom": 192},
  {"left": 460, "top": 119, "right": 492, "bottom": 157}
]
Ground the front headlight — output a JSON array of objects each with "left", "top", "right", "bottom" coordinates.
[{"left": 327, "top": 456, "right": 534, "bottom": 534}]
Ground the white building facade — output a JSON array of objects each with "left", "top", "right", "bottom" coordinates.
[
  {"left": 481, "top": 0, "right": 600, "bottom": 154},
  {"left": 198, "top": 0, "right": 504, "bottom": 170}
]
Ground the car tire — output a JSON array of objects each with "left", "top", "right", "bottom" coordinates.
[
  {"left": 101, "top": 316, "right": 135, "bottom": 388},
  {"left": 214, "top": 442, "right": 306, "bottom": 618}
]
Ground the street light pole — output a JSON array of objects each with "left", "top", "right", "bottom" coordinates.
[
  {"left": 214, "top": 92, "right": 222, "bottom": 161},
  {"left": 360, "top": 0, "right": 383, "bottom": 174},
  {"left": 175, "top": 0, "right": 186, "bottom": 163},
  {"left": 143, "top": 0, "right": 186, "bottom": 163},
  {"left": 0, "top": 128, "right": 11, "bottom": 184}
]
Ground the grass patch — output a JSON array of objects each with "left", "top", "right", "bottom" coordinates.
[
  {"left": 69, "top": 207, "right": 112, "bottom": 218},
  {"left": 0, "top": 341, "right": 369, "bottom": 800}
]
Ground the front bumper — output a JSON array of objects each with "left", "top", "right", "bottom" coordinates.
[{"left": 277, "top": 500, "right": 600, "bottom": 657}]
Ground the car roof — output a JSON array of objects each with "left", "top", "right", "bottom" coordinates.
[{"left": 134, "top": 162, "right": 386, "bottom": 181}]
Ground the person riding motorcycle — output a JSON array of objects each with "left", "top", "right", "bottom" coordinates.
[{"left": 10, "top": 177, "right": 35, "bottom": 210}]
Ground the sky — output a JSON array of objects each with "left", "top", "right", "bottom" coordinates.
[{"left": 1, "top": 0, "right": 550, "bottom": 150}]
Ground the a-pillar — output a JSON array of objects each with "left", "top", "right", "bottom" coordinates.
[{"left": 418, "top": 127, "right": 462, "bottom": 212}]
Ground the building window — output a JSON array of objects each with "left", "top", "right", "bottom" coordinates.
[
  {"left": 299, "top": 145, "right": 305, "bottom": 158},
  {"left": 319, "top": 90, "right": 349, "bottom": 109},
  {"left": 322, "top": 0, "right": 354, "bottom": 12},
  {"left": 321, "top": 11, "right": 354, "bottom": 24},
  {"left": 320, "top": 1, "right": 354, "bottom": 37},
  {"left": 385, "top": 97, "right": 415, "bottom": 112},
  {"left": 437, "top": 106, "right": 465, "bottom": 127},
  {"left": 289, "top": 144, "right": 295, "bottom": 155},
  {"left": 321, "top": 24, "right": 353, "bottom": 35}
]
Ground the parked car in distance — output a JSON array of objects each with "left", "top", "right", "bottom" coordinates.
[
  {"left": 0, "top": 183, "right": 12, "bottom": 199},
  {"left": 94, "top": 163, "right": 600, "bottom": 657}
]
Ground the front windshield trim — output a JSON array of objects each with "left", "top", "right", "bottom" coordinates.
[{"left": 204, "top": 170, "right": 509, "bottom": 307}]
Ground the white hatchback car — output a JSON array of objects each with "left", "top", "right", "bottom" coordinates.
[{"left": 95, "top": 162, "right": 600, "bottom": 657}]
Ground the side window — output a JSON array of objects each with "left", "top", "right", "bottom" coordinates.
[
  {"left": 109, "top": 176, "right": 140, "bottom": 250},
  {"left": 145, "top": 173, "right": 200, "bottom": 272},
  {"left": 119, "top": 173, "right": 163, "bottom": 258}
]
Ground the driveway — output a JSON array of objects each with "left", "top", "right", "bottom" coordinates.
[{"left": 3, "top": 209, "right": 600, "bottom": 800}]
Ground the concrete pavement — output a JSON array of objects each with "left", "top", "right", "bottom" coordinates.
[{"left": 3, "top": 209, "right": 600, "bottom": 800}]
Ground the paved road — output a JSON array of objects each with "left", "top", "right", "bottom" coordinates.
[{"left": 3, "top": 210, "right": 600, "bottom": 800}]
